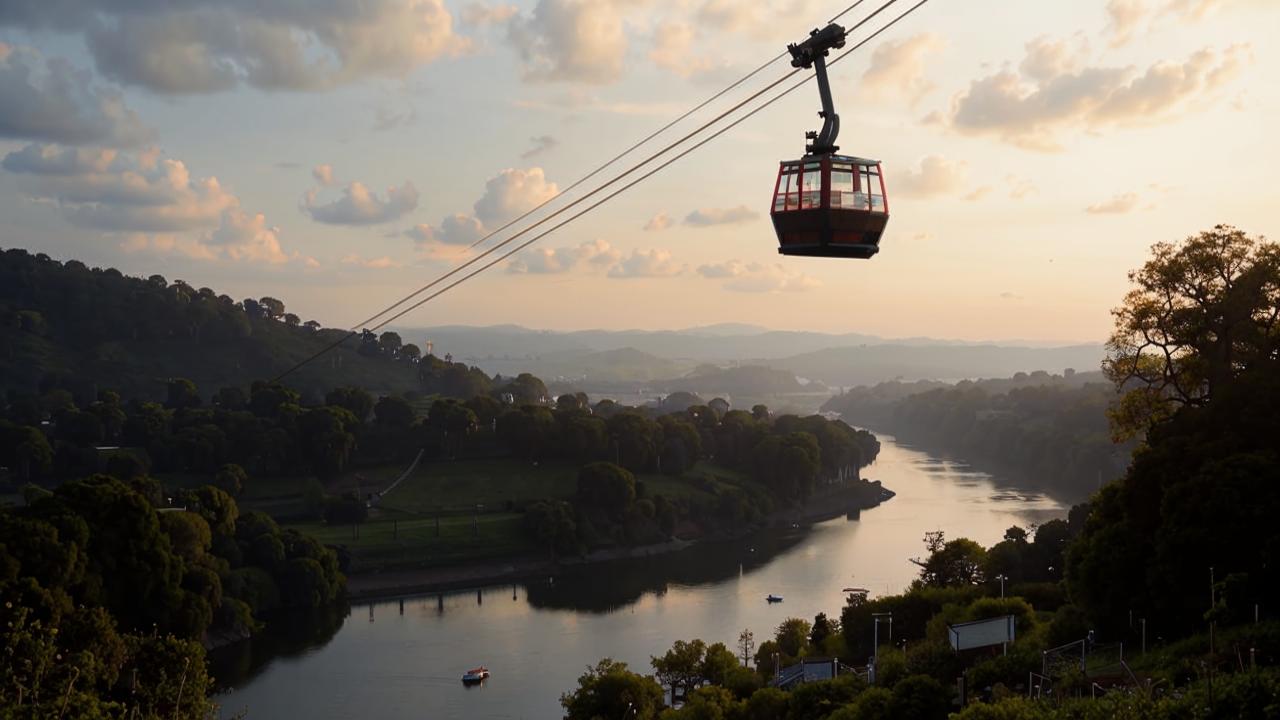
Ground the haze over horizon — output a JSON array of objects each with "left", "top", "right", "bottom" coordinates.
[{"left": 2, "top": 0, "right": 1273, "bottom": 343}]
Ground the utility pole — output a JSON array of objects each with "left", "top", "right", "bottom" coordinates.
[{"left": 1141, "top": 618, "right": 1146, "bottom": 656}]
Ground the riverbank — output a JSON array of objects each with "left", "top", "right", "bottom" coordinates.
[{"left": 342, "top": 479, "right": 893, "bottom": 601}]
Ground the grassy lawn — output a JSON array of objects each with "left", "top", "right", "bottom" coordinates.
[
  {"left": 376, "top": 457, "right": 582, "bottom": 513},
  {"left": 165, "top": 457, "right": 755, "bottom": 573},
  {"left": 287, "top": 512, "right": 532, "bottom": 571}
]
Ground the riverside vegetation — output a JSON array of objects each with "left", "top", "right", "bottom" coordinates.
[
  {"left": 557, "top": 226, "right": 1280, "bottom": 718},
  {"left": 1, "top": 249, "right": 882, "bottom": 716}
]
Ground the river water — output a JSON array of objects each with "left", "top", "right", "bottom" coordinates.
[{"left": 215, "top": 433, "right": 1064, "bottom": 719}]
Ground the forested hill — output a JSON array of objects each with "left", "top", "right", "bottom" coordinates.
[
  {"left": 822, "top": 371, "right": 1129, "bottom": 502},
  {"left": 0, "top": 248, "right": 424, "bottom": 402}
]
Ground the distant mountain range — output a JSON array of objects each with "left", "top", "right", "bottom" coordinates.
[{"left": 391, "top": 323, "right": 1106, "bottom": 389}]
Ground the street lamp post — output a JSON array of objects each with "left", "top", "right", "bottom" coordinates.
[
  {"left": 872, "top": 612, "right": 893, "bottom": 683},
  {"left": 995, "top": 574, "right": 1008, "bottom": 599},
  {"left": 1141, "top": 618, "right": 1147, "bottom": 656}
]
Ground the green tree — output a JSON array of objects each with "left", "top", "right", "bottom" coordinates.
[
  {"left": 259, "top": 296, "right": 285, "bottom": 320},
  {"left": 577, "top": 462, "right": 637, "bottom": 520},
  {"left": 561, "top": 659, "right": 664, "bottom": 720},
  {"left": 523, "top": 500, "right": 578, "bottom": 557},
  {"left": 166, "top": 377, "right": 201, "bottom": 410},
  {"left": 326, "top": 386, "right": 375, "bottom": 421},
  {"left": 774, "top": 617, "right": 811, "bottom": 658},
  {"left": 652, "top": 638, "right": 707, "bottom": 702},
  {"left": 379, "top": 331, "right": 403, "bottom": 355},
  {"left": 374, "top": 394, "right": 416, "bottom": 429},
  {"left": 214, "top": 462, "right": 248, "bottom": 496},
  {"left": 1104, "top": 225, "right": 1280, "bottom": 439},
  {"left": 916, "top": 532, "right": 987, "bottom": 587}
]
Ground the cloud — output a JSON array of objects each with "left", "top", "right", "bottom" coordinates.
[
  {"left": 312, "top": 164, "right": 335, "bottom": 187},
  {"left": 462, "top": 2, "right": 520, "bottom": 25},
  {"left": 507, "top": 238, "right": 620, "bottom": 274},
  {"left": 341, "top": 253, "right": 402, "bottom": 269},
  {"left": 896, "top": 156, "right": 968, "bottom": 198},
  {"left": 860, "top": 33, "right": 945, "bottom": 105},
  {"left": 650, "top": 20, "right": 719, "bottom": 79},
  {"left": 0, "top": 48, "right": 151, "bottom": 146},
  {"left": 962, "top": 186, "right": 993, "bottom": 202},
  {"left": 644, "top": 212, "right": 673, "bottom": 231},
  {"left": 303, "top": 180, "right": 419, "bottom": 225},
  {"left": 508, "top": 0, "right": 628, "bottom": 84},
  {"left": 0, "top": 0, "right": 470, "bottom": 94},
  {"left": 697, "top": 260, "right": 821, "bottom": 293},
  {"left": 684, "top": 205, "right": 758, "bottom": 227},
  {"left": 1086, "top": 192, "right": 1141, "bottom": 214},
  {"left": 474, "top": 167, "right": 559, "bottom": 224},
  {"left": 3, "top": 142, "right": 305, "bottom": 265},
  {"left": 607, "top": 248, "right": 683, "bottom": 278},
  {"left": 945, "top": 40, "right": 1249, "bottom": 150},
  {"left": 408, "top": 214, "right": 487, "bottom": 247},
  {"left": 5, "top": 144, "right": 240, "bottom": 232},
  {"left": 521, "top": 135, "right": 559, "bottom": 159},
  {"left": 1106, "top": 0, "right": 1150, "bottom": 47},
  {"left": 205, "top": 208, "right": 290, "bottom": 264},
  {"left": 999, "top": 291, "right": 1024, "bottom": 301}
]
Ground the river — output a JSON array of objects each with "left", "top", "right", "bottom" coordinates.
[{"left": 215, "top": 433, "right": 1064, "bottom": 719}]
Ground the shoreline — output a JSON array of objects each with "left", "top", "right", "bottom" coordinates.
[{"left": 342, "top": 480, "right": 894, "bottom": 602}]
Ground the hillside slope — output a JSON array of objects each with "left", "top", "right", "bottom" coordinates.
[{"left": 0, "top": 248, "right": 422, "bottom": 401}]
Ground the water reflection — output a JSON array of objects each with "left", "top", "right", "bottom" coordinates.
[{"left": 216, "top": 433, "right": 1064, "bottom": 720}]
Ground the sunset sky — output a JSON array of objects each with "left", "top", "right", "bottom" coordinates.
[{"left": 1, "top": 0, "right": 1274, "bottom": 343}]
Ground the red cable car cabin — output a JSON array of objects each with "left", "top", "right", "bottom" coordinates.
[{"left": 771, "top": 154, "right": 888, "bottom": 259}]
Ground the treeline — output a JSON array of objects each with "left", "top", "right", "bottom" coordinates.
[
  {"left": 0, "top": 475, "right": 345, "bottom": 717},
  {"left": 822, "top": 371, "right": 1126, "bottom": 502},
  {"left": 507, "top": 403, "right": 882, "bottom": 555},
  {"left": 0, "top": 247, "right": 433, "bottom": 401}
]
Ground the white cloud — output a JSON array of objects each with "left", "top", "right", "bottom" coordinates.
[
  {"left": 206, "top": 208, "right": 290, "bottom": 264},
  {"left": 0, "top": 0, "right": 470, "bottom": 94},
  {"left": 946, "top": 40, "right": 1249, "bottom": 151},
  {"left": 303, "top": 180, "right": 419, "bottom": 225},
  {"left": 0, "top": 48, "right": 151, "bottom": 146},
  {"left": 312, "top": 164, "right": 336, "bottom": 187},
  {"left": 685, "top": 205, "right": 758, "bottom": 227},
  {"left": 860, "top": 33, "right": 945, "bottom": 105},
  {"left": 697, "top": 260, "right": 822, "bottom": 293},
  {"left": 508, "top": 0, "right": 628, "bottom": 84},
  {"left": 895, "top": 156, "right": 968, "bottom": 198},
  {"left": 3, "top": 142, "right": 303, "bottom": 265},
  {"left": 1086, "top": 192, "right": 1142, "bottom": 214},
  {"left": 1107, "top": 0, "right": 1150, "bottom": 47},
  {"left": 408, "top": 214, "right": 487, "bottom": 247},
  {"left": 5, "top": 144, "right": 239, "bottom": 231},
  {"left": 649, "top": 20, "right": 718, "bottom": 79},
  {"left": 607, "top": 248, "right": 683, "bottom": 278},
  {"left": 473, "top": 167, "right": 559, "bottom": 224},
  {"left": 507, "top": 238, "right": 620, "bottom": 274},
  {"left": 644, "top": 212, "right": 673, "bottom": 231}
]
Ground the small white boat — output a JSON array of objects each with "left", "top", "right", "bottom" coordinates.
[
  {"left": 462, "top": 666, "right": 490, "bottom": 684},
  {"left": 766, "top": 594, "right": 784, "bottom": 603}
]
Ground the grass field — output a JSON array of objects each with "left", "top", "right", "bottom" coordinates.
[
  {"left": 163, "top": 456, "right": 759, "bottom": 572},
  {"left": 288, "top": 512, "right": 530, "bottom": 571}
]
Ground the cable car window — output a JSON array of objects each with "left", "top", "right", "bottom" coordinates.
[
  {"left": 831, "top": 170, "right": 854, "bottom": 208},
  {"left": 780, "top": 171, "right": 799, "bottom": 211},
  {"left": 801, "top": 169, "right": 822, "bottom": 209}
]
